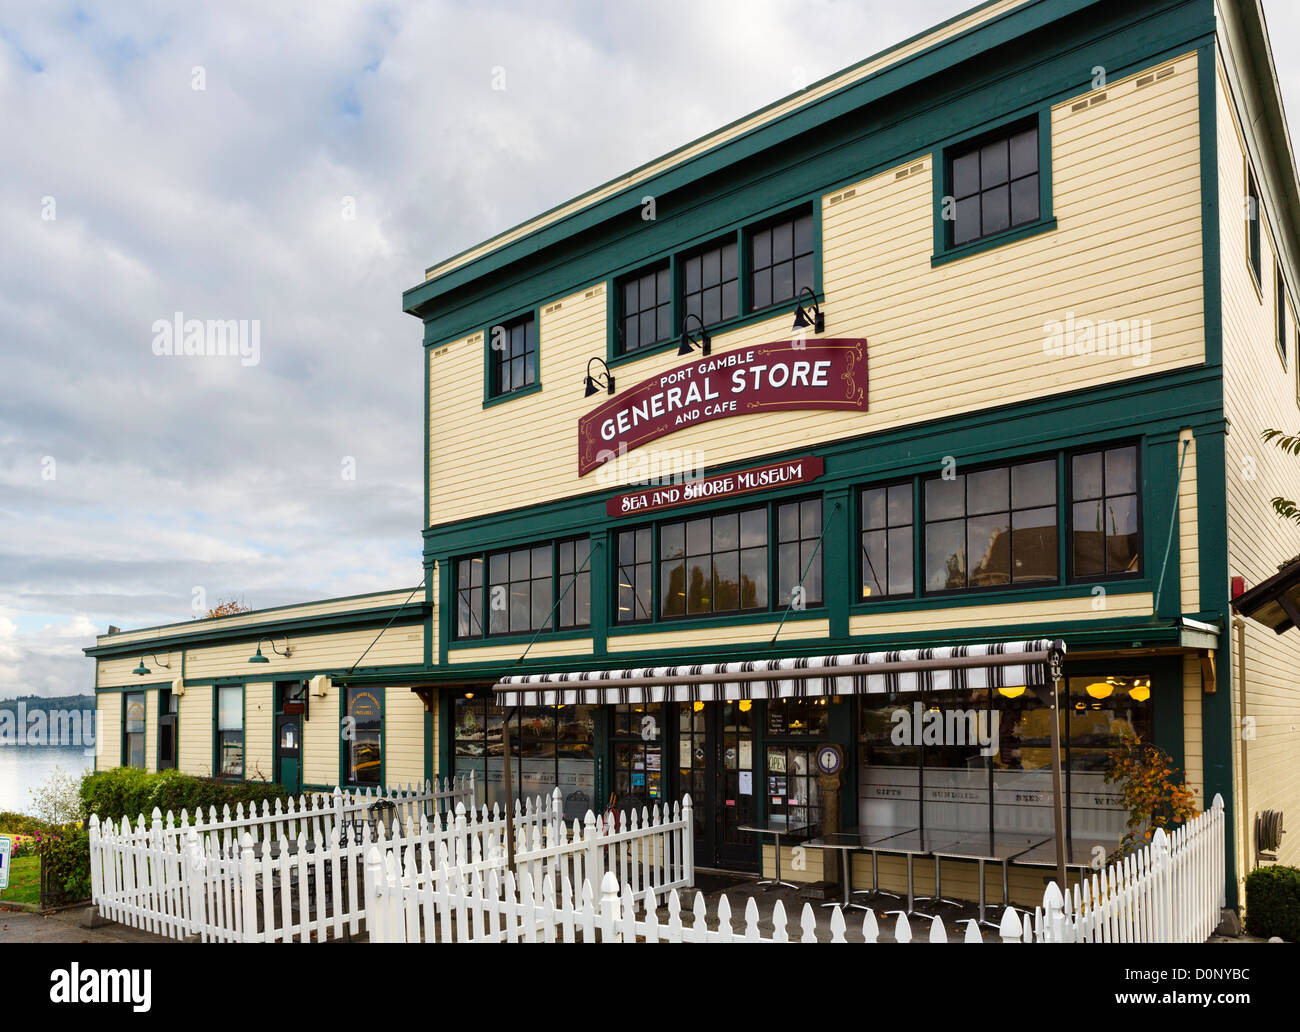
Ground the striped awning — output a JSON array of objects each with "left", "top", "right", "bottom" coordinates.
[{"left": 493, "top": 639, "right": 1065, "bottom": 706}]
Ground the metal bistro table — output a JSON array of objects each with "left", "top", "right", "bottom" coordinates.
[
  {"left": 1012, "top": 834, "right": 1123, "bottom": 886},
  {"left": 738, "top": 817, "right": 809, "bottom": 891},
  {"left": 926, "top": 833, "right": 1049, "bottom": 927},
  {"left": 802, "top": 826, "right": 915, "bottom": 910}
]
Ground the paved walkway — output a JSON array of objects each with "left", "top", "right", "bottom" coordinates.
[{"left": 0, "top": 904, "right": 171, "bottom": 943}]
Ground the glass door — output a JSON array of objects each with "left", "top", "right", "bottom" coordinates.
[{"left": 676, "top": 701, "right": 756, "bottom": 871}]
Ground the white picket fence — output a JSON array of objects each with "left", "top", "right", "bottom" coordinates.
[
  {"left": 365, "top": 795, "right": 1225, "bottom": 945},
  {"left": 88, "top": 781, "right": 693, "bottom": 943}
]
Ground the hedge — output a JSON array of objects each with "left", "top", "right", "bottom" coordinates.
[
  {"left": 81, "top": 768, "right": 288, "bottom": 826},
  {"left": 1244, "top": 865, "right": 1300, "bottom": 942},
  {"left": 40, "top": 827, "right": 91, "bottom": 905}
]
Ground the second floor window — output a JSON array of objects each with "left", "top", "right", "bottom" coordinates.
[
  {"left": 950, "top": 124, "right": 1039, "bottom": 246},
  {"left": 1070, "top": 445, "right": 1139, "bottom": 578},
  {"left": 456, "top": 537, "right": 591, "bottom": 638},
  {"left": 488, "top": 313, "right": 536, "bottom": 398},
  {"left": 924, "top": 458, "right": 1057, "bottom": 591},
  {"left": 660, "top": 508, "right": 767, "bottom": 617},
  {"left": 681, "top": 239, "right": 738, "bottom": 328},
  {"left": 749, "top": 211, "right": 814, "bottom": 310},
  {"left": 860, "top": 483, "right": 914, "bottom": 599},
  {"left": 619, "top": 265, "right": 671, "bottom": 354},
  {"left": 1247, "top": 167, "right": 1262, "bottom": 284}
]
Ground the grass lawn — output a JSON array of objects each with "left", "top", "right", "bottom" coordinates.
[{"left": 0, "top": 854, "right": 41, "bottom": 906}]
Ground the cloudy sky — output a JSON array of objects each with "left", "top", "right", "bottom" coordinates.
[{"left": 2, "top": 0, "right": 1298, "bottom": 699}]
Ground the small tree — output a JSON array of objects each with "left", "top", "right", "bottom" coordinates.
[
  {"left": 199, "top": 597, "right": 251, "bottom": 619},
  {"left": 28, "top": 765, "right": 86, "bottom": 825},
  {"left": 1104, "top": 732, "right": 1198, "bottom": 853}
]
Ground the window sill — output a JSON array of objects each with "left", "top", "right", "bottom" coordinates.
[
  {"left": 849, "top": 577, "right": 1149, "bottom": 613},
  {"left": 931, "top": 218, "right": 1057, "bottom": 267},
  {"left": 610, "top": 607, "right": 827, "bottom": 635},
  {"left": 482, "top": 381, "right": 543, "bottom": 409}
]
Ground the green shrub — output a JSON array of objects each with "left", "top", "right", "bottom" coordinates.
[
  {"left": 1244, "top": 865, "right": 1300, "bottom": 942},
  {"left": 81, "top": 768, "right": 287, "bottom": 826},
  {"left": 40, "top": 826, "right": 91, "bottom": 904}
]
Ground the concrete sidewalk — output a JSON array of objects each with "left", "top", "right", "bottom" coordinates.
[{"left": 0, "top": 904, "right": 171, "bottom": 944}]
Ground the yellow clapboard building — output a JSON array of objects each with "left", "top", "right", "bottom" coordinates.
[{"left": 88, "top": 0, "right": 1300, "bottom": 911}]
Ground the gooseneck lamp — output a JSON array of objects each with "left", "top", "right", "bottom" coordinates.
[
  {"left": 583, "top": 356, "right": 616, "bottom": 397},
  {"left": 677, "top": 313, "right": 711, "bottom": 357}
]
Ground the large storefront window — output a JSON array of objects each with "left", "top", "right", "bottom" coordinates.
[
  {"left": 217, "top": 684, "right": 243, "bottom": 779},
  {"left": 765, "top": 699, "right": 829, "bottom": 834},
  {"left": 860, "top": 482, "right": 914, "bottom": 600},
  {"left": 452, "top": 697, "right": 596, "bottom": 818},
  {"left": 776, "top": 498, "right": 823, "bottom": 606},
  {"left": 858, "top": 672, "right": 1153, "bottom": 845},
  {"left": 123, "top": 691, "right": 145, "bottom": 770},
  {"left": 345, "top": 686, "right": 382, "bottom": 786}
]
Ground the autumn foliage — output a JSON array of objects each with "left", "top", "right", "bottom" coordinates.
[
  {"left": 200, "top": 597, "right": 251, "bottom": 619},
  {"left": 1104, "top": 731, "right": 1199, "bottom": 853}
]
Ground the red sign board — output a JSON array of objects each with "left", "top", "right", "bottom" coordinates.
[
  {"left": 606, "top": 456, "right": 824, "bottom": 517},
  {"left": 578, "top": 339, "right": 867, "bottom": 476}
]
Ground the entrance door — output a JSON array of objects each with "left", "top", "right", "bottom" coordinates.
[
  {"left": 158, "top": 690, "right": 177, "bottom": 770},
  {"left": 274, "top": 680, "right": 306, "bottom": 796},
  {"left": 677, "top": 701, "right": 756, "bottom": 870}
]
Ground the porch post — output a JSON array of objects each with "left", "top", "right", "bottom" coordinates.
[{"left": 1047, "top": 650, "right": 1068, "bottom": 892}]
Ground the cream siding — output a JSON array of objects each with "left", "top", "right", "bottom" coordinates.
[
  {"left": 177, "top": 686, "right": 212, "bottom": 777},
  {"left": 608, "top": 620, "right": 831, "bottom": 655},
  {"left": 303, "top": 688, "right": 338, "bottom": 787},
  {"left": 448, "top": 638, "right": 596, "bottom": 665},
  {"left": 95, "top": 692, "right": 121, "bottom": 771},
  {"left": 245, "top": 682, "right": 274, "bottom": 783},
  {"left": 849, "top": 592, "right": 1153, "bottom": 638},
  {"left": 1178, "top": 429, "right": 1200, "bottom": 614},
  {"left": 385, "top": 687, "right": 426, "bottom": 786},
  {"left": 144, "top": 689, "right": 158, "bottom": 774},
  {"left": 97, "top": 651, "right": 179, "bottom": 689},
  {"left": 1217, "top": 61, "right": 1300, "bottom": 882},
  {"left": 183, "top": 625, "right": 423, "bottom": 681},
  {"left": 428, "top": 54, "right": 1205, "bottom": 528}
]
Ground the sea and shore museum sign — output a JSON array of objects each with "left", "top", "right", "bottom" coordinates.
[{"left": 578, "top": 339, "right": 868, "bottom": 476}]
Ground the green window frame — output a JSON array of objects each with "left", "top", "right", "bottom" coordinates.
[
  {"left": 680, "top": 236, "right": 739, "bottom": 330},
  {"left": 1276, "top": 264, "right": 1288, "bottom": 366},
  {"left": 1068, "top": 443, "right": 1142, "bottom": 582},
  {"left": 922, "top": 457, "right": 1059, "bottom": 594},
  {"left": 613, "top": 497, "right": 823, "bottom": 625},
  {"left": 616, "top": 263, "right": 672, "bottom": 355},
  {"left": 453, "top": 536, "right": 592, "bottom": 640},
  {"left": 214, "top": 683, "right": 244, "bottom": 780},
  {"left": 933, "top": 109, "right": 1055, "bottom": 266},
  {"left": 484, "top": 311, "right": 538, "bottom": 403},
  {"left": 122, "top": 691, "right": 146, "bottom": 770},
  {"left": 746, "top": 207, "right": 815, "bottom": 312},
  {"left": 1247, "top": 165, "right": 1262, "bottom": 288},
  {"left": 343, "top": 685, "right": 383, "bottom": 788},
  {"left": 859, "top": 481, "right": 915, "bottom": 601}
]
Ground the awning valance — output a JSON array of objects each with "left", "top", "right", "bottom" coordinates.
[{"left": 493, "top": 639, "right": 1065, "bottom": 706}]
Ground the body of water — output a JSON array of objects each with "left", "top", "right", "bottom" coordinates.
[{"left": 0, "top": 746, "right": 93, "bottom": 814}]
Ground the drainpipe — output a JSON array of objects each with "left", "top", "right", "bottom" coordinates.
[{"left": 1233, "top": 615, "right": 1251, "bottom": 875}]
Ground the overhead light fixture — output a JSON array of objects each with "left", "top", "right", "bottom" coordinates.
[
  {"left": 677, "top": 313, "right": 711, "bottom": 357},
  {"left": 249, "top": 635, "right": 292, "bottom": 664},
  {"left": 997, "top": 685, "right": 1026, "bottom": 698},
  {"left": 738, "top": 700, "right": 752, "bottom": 712},
  {"left": 133, "top": 653, "right": 171, "bottom": 677},
  {"left": 583, "top": 356, "right": 616, "bottom": 397},
  {"left": 791, "top": 286, "right": 825, "bottom": 334},
  {"left": 1085, "top": 681, "right": 1113, "bottom": 699},
  {"left": 1129, "top": 683, "right": 1150, "bottom": 702}
]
